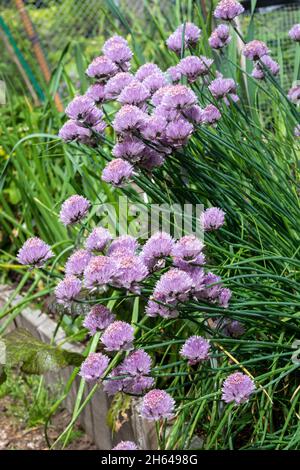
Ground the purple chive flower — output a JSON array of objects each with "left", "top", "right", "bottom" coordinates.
[
  {"left": 59, "top": 195, "right": 90, "bottom": 226},
  {"left": 161, "top": 84, "right": 197, "bottom": 111},
  {"left": 65, "top": 249, "right": 92, "bottom": 276},
  {"left": 251, "top": 55, "right": 280, "bottom": 80},
  {"left": 146, "top": 296, "right": 179, "bottom": 319},
  {"left": 200, "top": 104, "right": 222, "bottom": 125},
  {"left": 214, "top": 0, "right": 244, "bottom": 21},
  {"left": 102, "top": 35, "right": 128, "bottom": 53},
  {"left": 104, "top": 72, "right": 135, "bottom": 100},
  {"left": 113, "top": 255, "right": 148, "bottom": 291},
  {"left": 85, "top": 83, "right": 106, "bottom": 104},
  {"left": 295, "top": 124, "right": 300, "bottom": 137},
  {"left": 243, "top": 40, "right": 269, "bottom": 61},
  {"left": 208, "top": 76, "right": 238, "bottom": 103},
  {"left": 103, "top": 41, "right": 132, "bottom": 69},
  {"left": 102, "top": 159, "right": 134, "bottom": 187},
  {"left": 83, "top": 304, "right": 115, "bottom": 334},
  {"left": 55, "top": 275, "right": 81, "bottom": 305},
  {"left": 118, "top": 81, "right": 150, "bottom": 106},
  {"left": 123, "top": 375, "right": 154, "bottom": 395},
  {"left": 103, "top": 365, "right": 125, "bottom": 396},
  {"left": 226, "top": 320, "right": 245, "bottom": 337},
  {"left": 140, "top": 232, "right": 174, "bottom": 271},
  {"left": 79, "top": 352, "right": 110, "bottom": 382},
  {"left": 172, "top": 235, "right": 203, "bottom": 262},
  {"left": 209, "top": 24, "right": 231, "bottom": 49},
  {"left": 151, "top": 85, "right": 174, "bottom": 107},
  {"left": 140, "top": 389, "right": 175, "bottom": 421},
  {"left": 141, "top": 115, "right": 167, "bottom": 140},
  {"left": 101, "top": 320, "right": 134, "bottom": 351},
  {"left": 112, "top": 441, "right": 138, "bottom": 450},
  {"left": 166, "top": 23, "right": 201, "bottom": 54},
  {"left": 179, "top": 56, "right": 213, "bottom": 82},
  {"left": 202, "top": 272, "right": 222, "bottom": 300},
  {"left": 112, "top": 105, "right": 147, "bottom": 133},
  {"left": 219, "top": 287, "right": 232, "bottom": 308},
  {"left": 287, "top": 85, "right": 300, "bottom": 104},
  {"left": 17, "top": 237, "right": 53, "bottom": 267},
  {"left": 84, "top": 256, "right": 117, "bottom": 289},
  {"left": 167, "top": 65, "right": 182, "bottom": 83},
  {"left": 153, "top": 268, "right": 193, "bottom": 304},
  {"left": 112, "top": 136, "right": 145, "bottom": 162},
  {"left": 121, "top": 349, "right": 152, "bottom": 375},
  {"left": 289, "top": 24, "right": 300, "bottom": 42},
  {"left": 183, "top": 104, "right": 203, "bottom": 124},
  {"left": 65, "top": 95, "right": 94, "bottom": 121},
  {"left": 85, "top": 227, "right": 112, "bottom": 252},
  {"left": 108, "top": 235, "right": 138, "bottom": 257},
  {"left": 180, "top": 335, "right": 211, "bottom": 365},
  {"left": 143, "top": 72, "right": 168, "bottom": 94},
  {"left": 200, "top": 207, "right": 225, "bottom": 231},
  {"left": 58, "top": 120, "right": 92, "bottom": 143},
  {"left": 222, "top": 372, "right": 255, "bottom": 405},
  {"left": 135, "top": 63, "right": 162, "bottom": 81},
  {"left": 165, "top": 119, "right": 193, "bottom": 146},
  {"left": 86, "top": 56, "right": 118, "bottom": 80},
  {"left": 139, "top": 148, "right": 166, "bottom": 170}
]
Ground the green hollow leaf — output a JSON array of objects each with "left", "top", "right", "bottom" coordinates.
[{"left": 2, "top": 328, "right": 84, "bottom": 375}]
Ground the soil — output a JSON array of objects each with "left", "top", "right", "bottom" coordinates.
[{"left": 0, "top": 396, "right": 97, "bottom": 450}]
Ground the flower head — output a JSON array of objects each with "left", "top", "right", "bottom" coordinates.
[
  {"left": 83, "top": 256, "right": 117, "bottom": 289},
  {"left": 172, "top": 235, "right": 203, "bottom": 262},
  {"left": 140, "top": 232, "right": 174, "bottom": 271},
  {"left": 103, "top": 39, "right": 132, "bottom": 67},
  {"left": 113, "top": 255, "right": 148, "bottom": 291},
  {"left": 243, "top": 40, "right": 269, "bottom": 61},
  {"left": 200, "top": 104, "right": 222, "bottom": 125},
  {"left": 105, "top": 72, "right": 135, "bottom": 100},
  {"left": 180, "top": 335, "right": 211, "bottom": 365},
  {"left": 222, "top": 372, "right": 255, "bottom": 404},
  {"left": 161, "top": 84, "right": 197, "bottom": 111},
  {"left": 65, "top": 249, "right": 92, "bottom": 276},
  {"left": 65, "top": 95, "right": 95, "bottom": 122},
  {"left": 288, "top": 85, "right": 300, "bottom": 104},
  {"left": 167, "top": 65, "right": 182, "bottom": 83},
  {"left": 208, "top": 76, "right": 238, "bottom": 103},
  {"left": 118, "top": 81, "right": 150, "bottom": 107},
  {"left": 121, "top": 349, "right": 152, "bottom": 376},
  {"left": 112, "top": 105, "right": 147, "bottom": 133},
  {"left": 103, "top": 365, "right": 124, "bottom": 395},
  {"left": 165, "top": 119, "right": 193, "bottom": 147},
  {"left": 289, "top": 24, "right": 300, "bottom": 42},
  {"left": 17, "top": 237, "right": 53, "bottom": 267},
  {"left": 140, "top": 389, "right": 175, "bottom": 421},
  {"left": 144, "top": 72, "right": 168, "bottom": 93},
  {"left": 55, "top": 275, "right": 81, "bottom": 305},
  {"left": 135, "top": 63, "right": 162, "bottom": 81},
  {"left": 58, "top": 120, "right": 92, "bottom": 143},
  {"left": 200, "top": 207, "right": 225, "bottom": 231},
  {"left": 214, "top": 0, "right": 244, "bottom": 21},
  {"left": 112, "top": 441, "right": 138, "bottom": 450},
  {"left": 166, "top": 23, "right": 201, "bottom": 54},
  {"left": 86, "top": 56, "right": 118, "bottom": 80},
  {"left": 252, "top": 55, "right": 280, "bottom": 80},
  {"left": 59, "top": 195, "right": 90, "bottom": 226},
  {"left": 219, "top": 287, "right": 232, "bottom": 308},
  {"left": 108, "top": 235, "right": 138, "bottom": 256},
  {"left": 83, "top": 304, "right": 115, "bottom": 334},
  {"left": 102, "top": 159, "right": 134, "bottom": 187},
  {"left": 179, "top": 56, "right": 213, "bottom": 82},
  {"left": 113, "top": 136, "right": 145, "bottom": 162},
  {"left": 101, "top": 320, "right": 134, "bottom": 351},
  {"left": 85, "top": 227, "right": 112, "bottom": 252},
  {"left": 85, "top": 83, "right": 106, "bottom": 104},
  {"left": 79, "top": 352, "right": 110, "bottom": 382},
  {"left": 209, "top": 24, "right": 231, "bottom": 49},
  {"left": 153, "top": 268, "right": 193, "bottom": 304}
]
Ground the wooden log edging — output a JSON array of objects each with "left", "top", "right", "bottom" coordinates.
[{"left": 0, "top": 285, "right": 157, "bottom": 450}]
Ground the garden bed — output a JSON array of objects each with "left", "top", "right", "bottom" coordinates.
[{"left": 0, "top": 285, "right": 157, "bottom": 450}]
